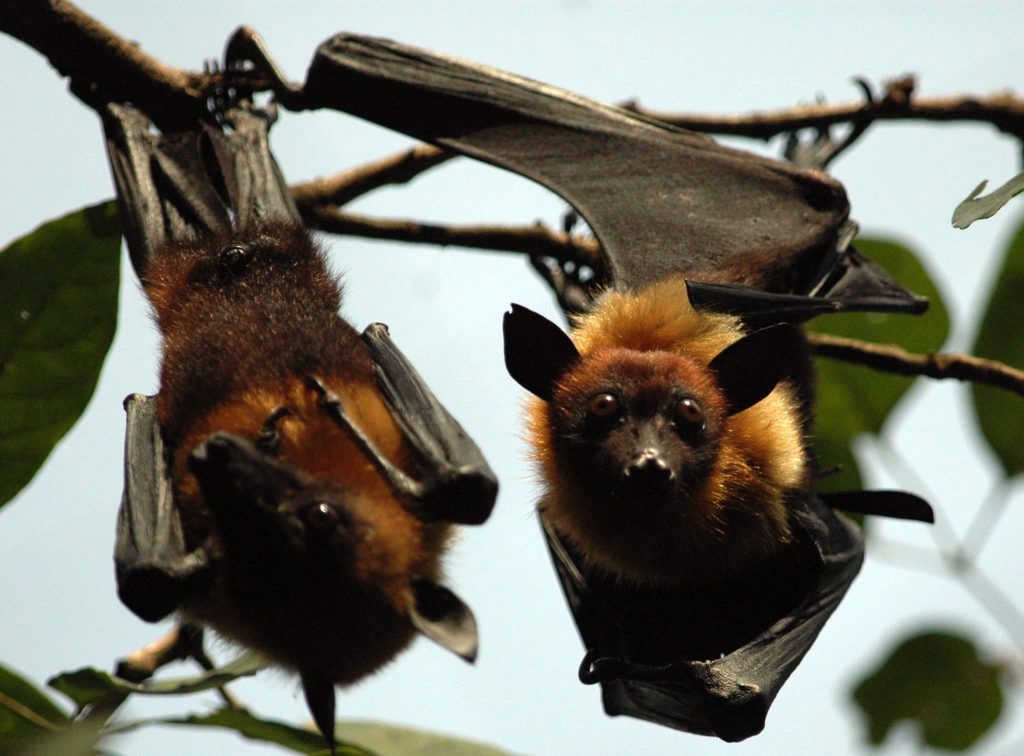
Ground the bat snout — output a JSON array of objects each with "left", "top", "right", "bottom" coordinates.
[{"left": 623, "top": 448, "right": 675, "bottom": 491}]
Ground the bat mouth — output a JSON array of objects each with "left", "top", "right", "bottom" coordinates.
[{"left": 617, "top": 449, "right": 677, "bottom": 499}]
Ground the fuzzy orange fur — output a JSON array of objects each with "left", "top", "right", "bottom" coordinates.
[
  {"left": 143, "top": 223, "right": 449, "bottom": 685},
  {"left": 528, "top": 276, "right": 807, "bottom": 587}
]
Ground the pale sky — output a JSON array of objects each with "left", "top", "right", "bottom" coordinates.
[{"left": 2, "top": 2, "right": 1022, "bottom": 755}]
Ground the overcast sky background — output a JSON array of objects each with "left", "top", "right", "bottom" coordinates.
[{"left": 2, "top": 2, "right": 1023, "bottom": 754}]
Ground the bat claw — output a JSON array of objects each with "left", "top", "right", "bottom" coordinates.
[
  {"left": 255, "top": 404, "right": 293, "bottom": 454},
  {"left": 308, "top": 375, "right": 427, "bottom": 503}
]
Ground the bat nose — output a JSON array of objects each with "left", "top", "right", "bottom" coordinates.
[{"left": 624, "top": 448, "right": 675, "bottom": 486}]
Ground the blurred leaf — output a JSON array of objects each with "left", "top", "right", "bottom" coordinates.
[
  {"left": 338, "top": 721, "right": 513, "bottom": 756},
  {"left": 137, "top": 709, "right": 371, "bottom": 755},
  {"left": 810, "top": 383, "right": 865, "bottom": 494},
  {"left": 0, "top": 663, "right": 70, "bottom": 747},
  {"left": 48, "top": 652, "right": 265, "bottom": 709},
  {"left": 0, "top": 202, "right": 121, "bottom": 509},
  {"left": 17, "top": 718, "right": 106, "bottom": 756},
  {"left": 811, "top": 237, "right": 949, "bottom": 492},
  {"left": 970, "top": 216, "right": 1024, "bottom": 476},
  {"left": 952, "top": 171, "right": 1024, "bottom": 229},
  {"left": 852, "top": 630, "right": 1003, "bottom": 751}
]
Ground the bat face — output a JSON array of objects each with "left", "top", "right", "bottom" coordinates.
[
  {"left": 183, "top": 427, "right": 424, "bottom": 688},
  {"left": 548, "top": 348, "right": 725, "bottom": 508},
  {"left": 189, "top": 432, "right": 361, "bottom": 584}
]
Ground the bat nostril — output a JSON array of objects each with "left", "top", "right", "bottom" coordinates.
[{"left": 624, "top": 449, "right": 674, "bottom": 484}]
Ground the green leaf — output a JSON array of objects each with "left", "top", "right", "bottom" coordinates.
[
  {"left": 338, "top": 721, "right": 513, "bottom": 756},
  {"left": 0, "top": 202, "right": 121, "bottom": 509},
  {"left": 0, "top": 663, "right": 70, "bottom": 746},
  {"left": 952, "top": 171, "right": 1024, "bottom": 229},
  {"left": 811, "top": 237, "right": 949, "bottom": 492},
  {"left": 48, "top": 652, "right": 265, "bottom": 709},
  {"left": 139, "top": 709, "right": 372, "bottom": 755},
  {"left": 15, "top": 719, "right": 106, "bottom": 756},
  {"left": 852, "top": 630, "right": 1003, "bottom": 751},
  {"left": 970, "top": 216, "right": 1024, "bottom": 476}
]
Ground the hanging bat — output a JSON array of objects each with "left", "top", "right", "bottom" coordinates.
[
  {"left": 230, "top": 32, "right": 934, "bottom": 740},
  {"left": 104, "top": 95, "right": 497, "bottom": 750}
]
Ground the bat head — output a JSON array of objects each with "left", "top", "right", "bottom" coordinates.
[
  {"left": 188, "top": 432, "right": 360, "bottom": 582},
  {"left": 505, "top": 303, "right": 805, "bottom": 584}
]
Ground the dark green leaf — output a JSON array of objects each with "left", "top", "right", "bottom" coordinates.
[
  {"left": 852, "top": 630, "right": 1003, "bottom": 751},
  {"left": 338, "top": 720, "right": 513, "bottom": 756},
  {"left": 0, "top": 663, "right": 70, "bottom": 746},
  {"left": 970, "top": 216, "right": 1024, "bottom": 476},
  {"left": 811, "top": 237, "right": 949, "bottom": 492},
  {"left": 145, "top": 709, "right": 371, "bottom": 755},
  {"left": 0, "top": 202, "right": 121, "bottom": 509},
  {"left": 48, "top": 653, "right": 265, "bottom": 709},
  {"left": 952, "top": 171, "right": 1024, "bottom": 229}
]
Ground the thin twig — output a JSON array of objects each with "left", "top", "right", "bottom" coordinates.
[
  {"left": 302, "top": 204, "right": 602, "bottom": 265},
  {"left": 291, "top": 144, "right": 456, "bottom": 208},
  {"left": 628, "top": 84, "right": 1024, "bottom": 141},
  {"left": 808, "top": 332, "right": 1024, "bottom": 397},
  {"left": 959, "top": 480, "right": 1012, "bottom": 562}
]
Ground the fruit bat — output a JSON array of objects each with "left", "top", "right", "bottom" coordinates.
[
  {"left": 231, "top": 32, "right": 934, "bottom": 740},
  {"left": 104, "top": 95, "right": 497, "bottom": 750}
]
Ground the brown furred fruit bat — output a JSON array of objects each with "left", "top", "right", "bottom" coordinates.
[{"left": 105, "top": 97, "right": 496, "bottom": 750}]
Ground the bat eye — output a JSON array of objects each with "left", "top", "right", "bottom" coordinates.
[
  {"left": 586, "top": 393, "right": 620, "bottom": 419},
  {"left": 301, "top": 501, "right": 339, "bottom": 532},
  {"left": 220, "top": 242, "right": 250, "bottom": 273},
  {"left": 675, "top": 397, "right": 705, "bottom": 429}
]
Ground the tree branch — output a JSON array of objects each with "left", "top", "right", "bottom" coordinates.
[
  {"left": 627, "top": 77, "right": 1024, "bottom": 141},
  {"left": 0, "top": 0, "right": 218, "bottom": 130},
  {"left": 291, "top": 144, "right": 456, "bottom": 208},
  {"left": 808, "top": 332, "right": 1024, "bottom": 397},
  {"left": 302, "top": 204, "right": 601, "bottom": 263}
]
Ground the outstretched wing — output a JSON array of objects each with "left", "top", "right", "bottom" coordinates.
[{"left": 298, "top": 34, "right": 926, "bottom": 318}]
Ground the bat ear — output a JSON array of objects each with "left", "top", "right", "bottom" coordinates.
[
  {"left": 408, "top": 579, "right": 478, "bottom": 663},
  {"left": 708, "top": 323, "right": 803, "bottom": 415},
  {"left": 503, "top": 304, "right": 581, "bottom": 402}
]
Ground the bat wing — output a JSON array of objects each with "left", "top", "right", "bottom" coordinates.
[
  {"left": 102, "top": 102, "right": 300, "bottom": 278},
  {"left": 115, "top": 394, "right": 210, "bottom": 622},
  {"left": 361, "top": 322, "right": 498, "bottom": 525},
  {"left": 298, "top": 34, "right": 926, "bottom": 318},
  {"left": 314, "top": 323, "right": 499, "bottom": 526},
  {"left": 542, "top": 494, "right": 864, "bottom": 741}
]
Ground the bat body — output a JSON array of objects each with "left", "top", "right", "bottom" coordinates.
[
  {"left": 106, "top": 99, "right": 496, "bottom": 747},
  {"left": 146, "top": 222, "right": 444, "bottom": 686},
  {"left": 268, "top": 32, "right": 933, "bottom": 740}
]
